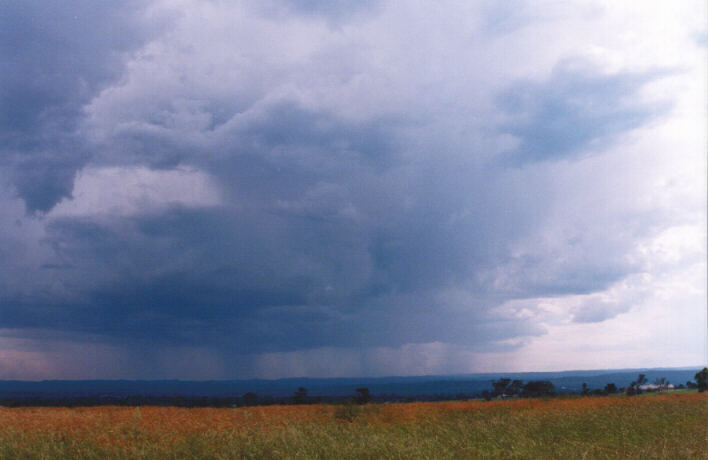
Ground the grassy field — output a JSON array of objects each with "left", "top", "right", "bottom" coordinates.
[{"left": 0, "top": 392, "right": 705, "bottom": 459}]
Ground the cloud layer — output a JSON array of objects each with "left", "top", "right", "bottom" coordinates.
[{"left": 0, "top": 0, "right": 705, "bottom": 379}]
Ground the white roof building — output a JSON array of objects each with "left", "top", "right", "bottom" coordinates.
[{"left": 638, "top": 384, "right": 674, "bottom": 391}]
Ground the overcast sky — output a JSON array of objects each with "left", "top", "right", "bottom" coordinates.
[{"left": 1, "top": 0, "right": 706, "bottom": 380}]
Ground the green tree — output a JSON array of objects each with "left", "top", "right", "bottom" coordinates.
[
  {"left": 507, "top": 380, "right": 523, "bottom": 396},
  {"left": 355, "top": 387, "right": 371, "bottom": 404},
  {"left": 630, "top": 373, "right": 648, "bottom": 395},
  {"left": 242, "top": 392, "right": 258, "bottom": 406},
  {"left": 293, "top": 387, "right": 308, "bottom": 404},
  {"left": 626, "top": 382, "right": 638, "bottom": 396},
  {"left": 695, "top": 368, "right": 708, "bottom": 392},
  {"left": 492, "top": 378, "right": 511, "bottom": 397},
  {"left": 521, "top": 381, "right": 555, "bottom": 398},
  {"left": 604, "top": 383, "right": 617, "bottom": 394}
]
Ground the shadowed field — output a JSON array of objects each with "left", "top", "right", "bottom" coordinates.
[{"left": 0, "top": 392, "right": 705, "bottom": 459}]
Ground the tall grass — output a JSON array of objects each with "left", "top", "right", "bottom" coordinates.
[{"left": 0, "top": 392, "right": 705, "bottom": 459}]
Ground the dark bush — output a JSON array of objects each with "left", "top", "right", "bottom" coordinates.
[{"left": 521, "top": 381, "right": 555, "bottom": 398}]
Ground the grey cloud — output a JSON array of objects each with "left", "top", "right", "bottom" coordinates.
[
  {"left": 285, "top": 0, "right": 379, "bottom": 16},
  {"left": 3, "top": 164, "right": 550, "bottom": 354},
  {"left": 495, "top": 250, "right": 635, "bottom": 300},
  {"left": 0, "top": 0, "right": 161, "bottom": 211},
  {"left": 257, "top": 0, "right": 382, "bottom": 23},
  {"left": 12, "top": 154, "right": 84, "bottom": 212},
  {"left": 572, "top": 301, "right": 630, "bottom": 324},
  {"left": 480, "top": 0, "right": 536, "bottom": 35},
  {"left": 0, "top": 1, "right": 696, "bottom": 378},
  {"left": 2, "top": 83, "right": 652, "bottom": 355},
  {"left": 497, "top": 61, "right": 668, "bottom": 165},
  {"left": 91, "top": 100, "right": 401, "bottom": 176}
]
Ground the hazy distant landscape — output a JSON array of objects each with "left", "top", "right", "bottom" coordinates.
[{"left": 0, "top": 367, "right": 702, "bottom": 406}]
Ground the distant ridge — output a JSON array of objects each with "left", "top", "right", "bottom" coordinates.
[{"left": 0, "top": 367, "right": 702, "bottom": 400}]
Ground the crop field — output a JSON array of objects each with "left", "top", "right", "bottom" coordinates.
[{"left": 0, "top": 392, "right": 705, "bottom": 459}]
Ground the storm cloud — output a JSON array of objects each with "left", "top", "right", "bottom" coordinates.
[
  {"left": 0, "top": 0, "right": 161, "bottom": 212},
  {"left": 0, "top": 0, "right": 705, "bottom": 378}
]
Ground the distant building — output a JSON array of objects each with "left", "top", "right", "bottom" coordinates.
[{"left": 638, "top": 384, "right": 674, "bottom": 392}]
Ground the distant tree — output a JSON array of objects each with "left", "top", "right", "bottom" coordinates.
[
  {"left": 293, "top": 387, "right": 308, "bottom": 404},
  {"left": 686, "top": 380, "right": 697, "bottom": 389},
  {"left": 637, "top": 374, "right": 648, "bottom": 387},
  {"left": 628, "top": 374, "right": 648, "bottom": 396},
  {"left": 521, "top": 381, "right": 555, "bottom": 398},
  {"left": 492, "top": 378, "right": 511, "bottom": 397},
  {"left": 481, "top": 390, "right": 492, "bottom": 401},
  {"left": 242, "top": 392, "right": 258, "bottom": 406},
  {"left": 626, "top": 382, "right": 638, "bottom": 396},
  {"left": 503, "top": 379, "right": 524, "bottom": 396},
  {"left": 695, "top": 368, "right": 708, "bottom": 392},
  {"left": 581, "top": 383, "right": 589, "bottom": 396},
  {"left": 355, "top": 387, "right": 371, "bottom": 404},
  {"left": 604, "top": 383, "right": 618, "bottom": 395}
]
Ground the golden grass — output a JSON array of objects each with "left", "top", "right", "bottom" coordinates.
[{"left": 0, "top": 392, "right": 705, "bottom": 459}]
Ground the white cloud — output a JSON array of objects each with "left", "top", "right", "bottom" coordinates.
[{"left": 50, "top": 166, "right": 223, "bottom": 218}]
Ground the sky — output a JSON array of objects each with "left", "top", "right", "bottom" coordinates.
[{"left": 0, "top": 0, "right": 706, "bottom": 380}]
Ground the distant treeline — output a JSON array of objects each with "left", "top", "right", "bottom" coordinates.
[
  {"left": 0, "top": 392, "right": 476, "bottom": 408},
  {"left": 2, "top": 369, "right": 704, "bottom": 407}
]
